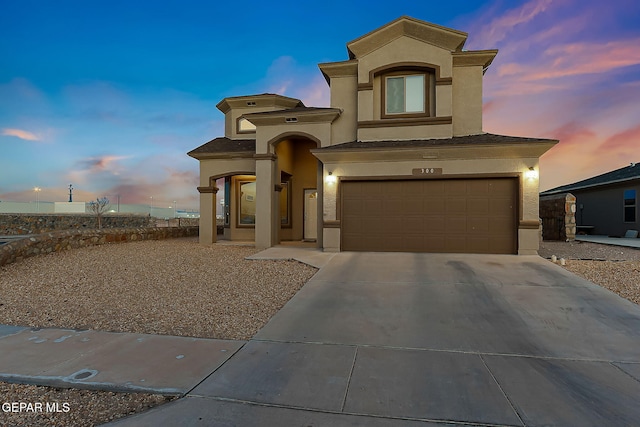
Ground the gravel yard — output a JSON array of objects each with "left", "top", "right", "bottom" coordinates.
[
  {"left": 1, "top": 237, "right": 639, "bottom": 426},
  {"left": 539, "top": 240, "right": 640, "bottom": 305},
  {"left": 0, "top": 237, "right": 317, "bottom": 340},
  {"left": 0, "top": 383, "right": 173, "bottom": 427},
  {"left": 0, "top": 237, "right": 317, "bottom": 426}
]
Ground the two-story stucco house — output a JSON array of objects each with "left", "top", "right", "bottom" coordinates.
[{"left": 188, "top": 16, "right": 558, "bottom": 254}]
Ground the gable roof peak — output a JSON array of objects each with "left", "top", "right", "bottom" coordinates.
[{"left": 347, "top": 16, "right": 468, "bottom": 59}]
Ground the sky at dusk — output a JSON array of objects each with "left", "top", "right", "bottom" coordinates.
[{"left": 1, "top": 0, "right": 639, "bottom": 210}]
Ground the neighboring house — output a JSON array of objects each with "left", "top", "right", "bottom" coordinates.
[
  {"left": 540, "top": 163, "right": 640, "bottom": 237},
  {"left": 188, "top": 16, "right": 557, "bottom": 254}
]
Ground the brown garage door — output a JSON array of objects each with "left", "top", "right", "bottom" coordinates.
[{"left": 341, "top": 178, "right": 517, "bottom": 254}]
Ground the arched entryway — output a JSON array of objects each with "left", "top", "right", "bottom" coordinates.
[{"left": 271, "top": 135, "right": 321, "bottom": 247}]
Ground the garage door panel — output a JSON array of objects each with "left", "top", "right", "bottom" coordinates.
[
  {"left": 468, "top": 217, "right": 489, "bottom": 233},
  {"left": 445, "top": 180, "right": 468, "bottom": 195},
  {"left": 445, "top": 216, "right": 467, "bottom": 232},
  {"left": 424, "top": 198, "right": 446, "bottom": 214},
  {"left": 364, "top": 199, "right": 384, "bottom": 212},
  {"left": 403, "top": 217, "right": 426, "bottom": 233},
  {"left": 468, "top": 199, "right": 489, "bottom": 215},
  {"left": 446, "top": 199, "right": 467, "bottom": 214},
  {"left": 425, "top": 217, "right": 446, "bottom": 232},
  {"left": 403, "top": 199, "right": 424, "bottom": 214},
  {"left": 341, "top": 178, "right": 517, "bottom": 254},
  {"left": 468, "top": 180, "right": 490, "bottom": 195}
]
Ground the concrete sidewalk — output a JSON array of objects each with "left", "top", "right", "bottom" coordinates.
[
  {"left": 0, "top": 326, "right": 244, "bottom": 395},
  {"left": 246, "top": 244, "right": 338, "bottom": 268},
  {"left": 576, "top": 234, "right": 640, "bottom": 248},
  {"left": 107, "top": 252, "right": 640, "bottom": 426}
]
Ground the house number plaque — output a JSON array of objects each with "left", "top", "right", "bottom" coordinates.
[{"left": 412, "top": 168, "right": 443, "bottom": 176}]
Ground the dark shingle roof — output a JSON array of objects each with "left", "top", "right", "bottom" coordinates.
[
  {"left": 317, "top": 133, "right": 557, "bottom": 150},
  {"left": 187, "top": 137, "right": 255, "bottom": 158},
  {"left": 541, "top": 162, "right": 640, "bottom": 195}
]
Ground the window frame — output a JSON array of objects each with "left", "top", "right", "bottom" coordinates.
[
  {"left": 236, "top": 179, "right": 257, "bottom": 228},
  {"left": 237, "top": 117, "right": 256, "bottom": 134},
  {"left": 280, "top": 175, "right": 292, "bottom": 228},
  {"left": 381, "top": 70, "right": 431, "bottom": 119},
  {"left": 623, "top": 189, "right": 637, "bottom": 223}
]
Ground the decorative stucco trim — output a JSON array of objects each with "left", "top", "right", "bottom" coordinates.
[
  {"left": 358, "top": 116, "right": 452, "bottom": 128},
  {"left": 254, "top": 153, "right": 277, "bottom": 160},
  {"left": 361, "top": 61, "right": 452, "bottom": 88},
  {"left": 267, "top": 131, "right": 322, "bottom": 148},
  {"left": 323, "top": 220, "right": 341, "bottom": 228},
  {"left": 519, "top": 220, "right": 541, "bottom": 229},
  {"left": 318, "top": 60, "right": 358, "bottom": 84},
  {"left": 452, "top": 50, "right": 499, "bottom": 69},
  {"left": 197, "top": 186, "right": 219, "bottom": 194},
  {"left": 346, "top": 16, "right": 468, "bottom": 59},
  {"left": 217, "top": 94, "right": 303, "bottom": 114}
]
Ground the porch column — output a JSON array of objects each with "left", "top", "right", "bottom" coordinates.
[
  {"left": 197, "top": 184, "right": 218, "bottom": 245},
  {"left": 255, "top": 154, "right": 277, "bottom": 249}
]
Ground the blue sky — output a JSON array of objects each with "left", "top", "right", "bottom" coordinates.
[{"left": 2, "top": 0, "right": 639, "bottom": 209}]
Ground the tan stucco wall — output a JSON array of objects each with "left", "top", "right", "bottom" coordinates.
[
  {"left": 350, "top": 34, "right": 478, "bottom": 141},
  {"left": 452, "top": 66, "right": 483, "bottom": 136},
  {"left": 357, "top": 90, "right": 374, "bottom": 122},
  {"left": 356, "top": 37, "right": 453, "bottom": 83},
  {"left": 435, "top": 85, "right": 453, "bottom": 117},
  {"left": 330, "top": 76, "right": 358, "bottom": 145},
  {"left": 358, "top": 124, "right": 453, "bottom": 141},
  {"left": 256, "top": 123, "right": 332, "bottom": 153}
]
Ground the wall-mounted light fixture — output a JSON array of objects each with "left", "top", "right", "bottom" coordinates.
[
  {"left": 325, "top": 171, "right": 337, "bottom": 184},
  {"left": 525, "top": 167, "right": 539, "bottom": 180}
]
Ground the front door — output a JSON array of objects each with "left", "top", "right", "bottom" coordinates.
[{"left": 304, "top": 189, "right": 318, "bottom": 241}]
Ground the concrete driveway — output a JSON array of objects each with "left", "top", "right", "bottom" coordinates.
[{"left": 111, "top": 253, "right": 640, "bottom": 426}]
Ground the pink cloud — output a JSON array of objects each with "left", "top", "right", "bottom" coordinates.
[
  {"left": 469, "top": 0, "right": 558, "bottom": 47},
  {"left": 2, "top": 128, "right": 40, "bottom": 141},
  {"left": 508, "top": 39, "right": 640, "bottom": 81},
  {"left": 292, "top": 75, "right": 330, "bottom": 107},
  {"left": 594, "top": 125, "right": 640, "bottom": 159}
]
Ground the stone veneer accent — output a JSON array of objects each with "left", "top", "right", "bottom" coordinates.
[
  {"left": 0, "top": 226, "right": 199, "bottom": 267},
  {"left": 0, "top": 214, "right": 159, "bottom": 235},
  {"left": 540, "top": 193, "right": 576, "bottom": 241}
]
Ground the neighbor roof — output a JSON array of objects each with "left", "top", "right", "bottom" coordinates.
[
  {"left": 541, "top": 162, "right": 640, "bottom": 195},
  {"left": 316, "top": 133, "right": 558, "bottom": 150}
]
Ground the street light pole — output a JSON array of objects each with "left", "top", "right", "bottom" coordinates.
[{"left": 34, "top": 187, "right": 41, "bottom": 213}]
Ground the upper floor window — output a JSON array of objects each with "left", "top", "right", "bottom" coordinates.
[
  {"left": 386, "top": 74, "right": 425, "bottom": 114},
  {"left": 238, "top": 117, "right": 256, "bottom": 133},
  {"left": 624, "top": 189, "right": 636, "bottom": 222}
]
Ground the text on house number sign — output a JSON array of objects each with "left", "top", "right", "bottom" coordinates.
[{"left": 412, "top": 168, "right": 443, "bottom": 175}]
